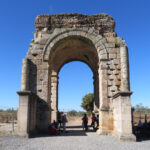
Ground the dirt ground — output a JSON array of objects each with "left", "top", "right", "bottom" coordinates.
[
  {"left": 1, "top": 117, "right": 150, "bottom": 150},
  {"left": 67, "top": 116, "right": 83, "bottom": 124},
  {"left": 0, "top": 116, "right": 90, "bottom": 135},
  {"left": 0, "top": 122, "right": 17, "bottom": 134}
]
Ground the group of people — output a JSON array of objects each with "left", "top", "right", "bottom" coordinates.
[
  {"left": 48, "top": 112, "right": 99, "bottom": 135},
  {"left": 48, "top": 112, "right": 68, "bottom": 135},
  {"left": 82, "top": 113, "right": 99, "bottom": 131}
]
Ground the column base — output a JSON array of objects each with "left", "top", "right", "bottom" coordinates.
[
  {"left": 97, "top": 129, "right": 136, "bottom": 141},
  {"left": 97, "top": 129, "right": 112, "bottom": 135},
  {"left": 15, "top": 132, "right": 29, "bottom": 138},
  {"left": 113, "top": 132, "right": 136, "bottom": 141}
]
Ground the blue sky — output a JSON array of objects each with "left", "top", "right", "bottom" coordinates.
[{"left": 0, "top": 0, "right": 150, "bottom": 110}]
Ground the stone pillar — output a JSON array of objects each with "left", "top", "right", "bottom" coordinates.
[
  {"left": 120, "top": 46, "right": 130, "bottom": 91},
  {"left": 97, "top": 60, "right": 111, "bottom": 135},
  {"left": 113, "top": 92, "right": 136, "bottom": 141},
  {"left": 50, "top": 74, "right": 58, "bottom": 122},
  {"left": 21, "top": 58, "right": 29, "bottom": 91},
  {"left": 17, "top": 91, "right": 31, "bottom": 137}
]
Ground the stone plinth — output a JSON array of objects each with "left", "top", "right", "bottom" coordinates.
[
  {"left": 113, "top": 91, "right": 136, "bottom": 141},
  {"left": 17, "top": 91, "right": 37, "bottom": 137}
]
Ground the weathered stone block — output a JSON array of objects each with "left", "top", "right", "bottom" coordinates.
[
  {"left": 109, "top": 54, "right": 117, "bottom": 59},
  {"left": 100, "top": 54, "right": 108, "bottom": 60},
  {"left": 112, "top": 59, "right": 119, "bottom": 65},
  {"left": 98, "top": 44, "right": 106, "bottom": 50},
  {"left": 110, "top": 86, "right": 118, "bottom": 92},
  {"left": 108, "top": 80, "right": 113, "bottom": 86},
  {"left": 113, "top": 70, "right": 119, "bottom": 75},
  {"left": 107, "top": 70, "right": 112, "bottom": 75},
  {"left": 105, "top": 43, "right": 115, "bottom": 48},
  {"left": 114, "top": 79, "right": 121, "bottom": 86},
  {"left": 109, "top": 64, "right": 116, "bottom": 70},
  {"left": 109, "top": 74, "right": 117, "bottom": 80}
]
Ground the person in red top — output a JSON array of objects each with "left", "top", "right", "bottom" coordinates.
[
  {"left": 82, "top": 114, "right": 88, "bottom": 131},
  {"left": 91, "top": 113, "right": 96, "bottom": 128},
  {"left": 49, "top": 120, "right": 58, "bottom": 135}
]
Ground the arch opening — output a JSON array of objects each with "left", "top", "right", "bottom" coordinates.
[
  {"left": 48, "top": 36, "right": 100, "bottom": 123},
  {"left": 58, "top": 61, "right": 94, "bottom": 112}
]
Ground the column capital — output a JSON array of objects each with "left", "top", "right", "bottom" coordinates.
[
  {"left": 17, "top": 90, "right": 32, "bottom": 96},
  {"left": 113, "top": 91, "right": 133, "bottom": 99}
]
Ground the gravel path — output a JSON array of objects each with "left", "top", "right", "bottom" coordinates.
[{"left": 0, "top": 132, "right": 150, "bottom": 150}]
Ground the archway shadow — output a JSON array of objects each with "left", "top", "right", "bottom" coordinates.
[{"left": 133, "top": 125, "right": 150, "bottom": 142}]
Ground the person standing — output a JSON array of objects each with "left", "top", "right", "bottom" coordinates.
[
  {"left": 57, "top": 111, "right": 62, "bottom": 129},
  {"left": 82, "top": 114, "right": 88, "bottom": 131},
  {"left": 96, "top": 114, "right": 99, "bottom": 126},
  {"left": 91, "top": 113, "right": 96, "bottom": 128},
  {"left": 62, "top": 112, "right": 68, "bottom": 134}
]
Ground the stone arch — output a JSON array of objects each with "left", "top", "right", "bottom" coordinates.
[
  {"left": 42, "top": 29, "right": 108, "bottom": 62},
  {"left": 17, "top": 13, "right": 136, "bottom": 141},
  {"left": 45, "top": 31, "right": 101, "bottom": 122},
  {"left": 57, "top": 59, "right": 95, "bottom": 75}
]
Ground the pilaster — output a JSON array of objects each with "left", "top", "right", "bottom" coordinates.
[
  {"left": 21, "top": 58, "right": 29, "bottom": 91},
  {"left": 120, "top": 46, "right": 130, "bottom": 91},
  {"left": 50, "top": 74, "right": 58, "bottom": 122}
]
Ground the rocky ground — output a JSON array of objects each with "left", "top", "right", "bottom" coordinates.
[{"left": 0, "top": 118, "right": 150, "bottom": 150}]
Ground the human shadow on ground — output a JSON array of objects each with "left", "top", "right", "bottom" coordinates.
[
  {"left": 57, "top": 125, "right": 96, "bottom": 136},
  {"left": 32, "top": 125, "right": 96, "bottom": 138}
]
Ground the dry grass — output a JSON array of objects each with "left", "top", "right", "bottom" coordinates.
[
  {"left": 0, "top": 111, "right": 17, "bottom": 123},
  {"left": 67, "top": 116, "right": 83, "bottom": 125},
  {"left": 133, "top": 112, "right": 150, "bottom": 126}
]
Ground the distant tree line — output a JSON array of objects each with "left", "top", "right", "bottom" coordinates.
[
  {"left": 0, "top": 108, "right": 17, "bottom": 123},
  {"left": 133, "top": 103, "right": 150, "bottom": 113},
  {"left": 67, "top": 110, "right": 85, "bottom": 117},
  {"left": 0, "top": 108, "right": 17, "bottom": 113}
]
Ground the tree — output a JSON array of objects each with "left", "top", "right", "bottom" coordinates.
[{"left": 81, "top": 93, "right": 94, "bottom": 114}]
